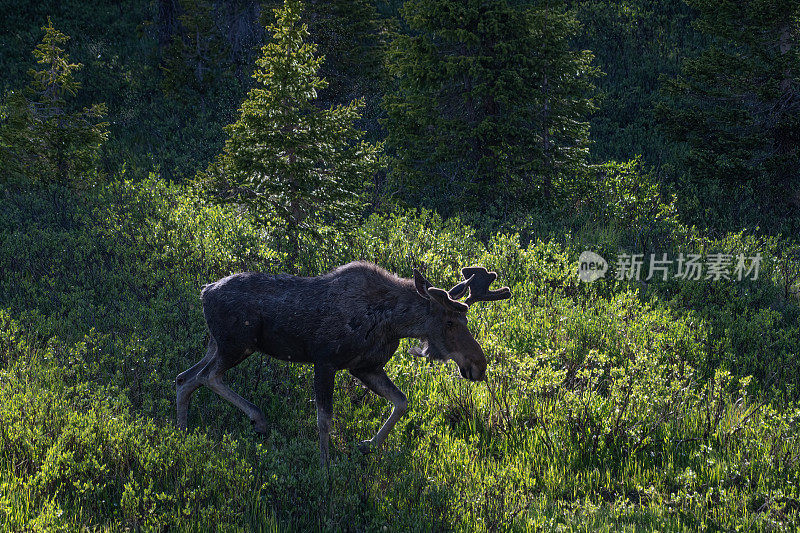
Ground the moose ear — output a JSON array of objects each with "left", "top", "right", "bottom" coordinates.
[
  {"left": 413, "top": 269, "right": 432, "bottom": 298},
  {"left": 426, "top": 287, "right": 470, "bottom": 313}
]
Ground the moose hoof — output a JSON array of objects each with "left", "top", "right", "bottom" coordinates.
[
  {"left": 357, "top": 440, "right": 375, "bottom": 454},
  {"left": 251, "top": 419, "right": 268, "bottom": 436}
]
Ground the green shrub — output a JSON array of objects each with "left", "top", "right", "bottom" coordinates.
[
  {"left": 0, "top": 311, "right": 253, "bottom": 530},
  {"left": 1, "top": 177, "right": 799, "bottom": 531},
  {"left": 558, "top": 158, "right": 688, "bottom": 254}
]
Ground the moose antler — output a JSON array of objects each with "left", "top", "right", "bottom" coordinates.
[
  {"left": 447, "top": 274, "right": 474, "bottom": 300},
  {"left": 449, "top": 266, "right": 511, "bottom": 306}
]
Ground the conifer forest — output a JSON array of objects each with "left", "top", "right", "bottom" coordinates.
[{"left": 1, "top": 0, "right": 799, "bottom": 530}]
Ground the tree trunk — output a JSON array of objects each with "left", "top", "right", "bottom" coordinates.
[
  {"left": 157, "top": 0, "right": 181, "bottom": 51},
  {"left": 287, "top": 215, "right": 299, "bottom": 273}
]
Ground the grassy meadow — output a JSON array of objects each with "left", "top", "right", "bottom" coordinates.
[{"left": 0, "top": 177, "right": 798, "bottom": 531}]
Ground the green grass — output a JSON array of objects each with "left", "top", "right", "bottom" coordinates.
[{"left": 0, "top": 177, "right": 798, "bottom": 531}]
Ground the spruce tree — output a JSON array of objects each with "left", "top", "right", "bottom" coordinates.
[
  {"left": 215, "top": 0, "right": 382, "bottom": 269},
  {"left": 657, "top": 0, "right": 800, "bottom": 230},
  {"left": 383, "top": 0, "right": 597, "bottom": 217},
  {"left": 0, "top": 18, "right": 108, "bottom": 185}
]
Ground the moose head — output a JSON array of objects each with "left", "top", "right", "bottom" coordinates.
[{"left": 410, "top": 266, "right": 511, "bottom": 382}]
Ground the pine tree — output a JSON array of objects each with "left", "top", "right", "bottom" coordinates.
[
  {"left": 383, "top": 0, "right": 597, "bottom": 217},
  {"left": 0, "top": 18, "right": 108, "bottom": 186},
  {"left": 215, "top": 0, "right": 382, "bottom": 269},
  {"left": 657, "top": 0, "right": 800, "bottom": 230}
]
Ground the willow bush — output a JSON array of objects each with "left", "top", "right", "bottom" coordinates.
[{"left": 0, "top": 177, "right": 798, "bottom": 530}]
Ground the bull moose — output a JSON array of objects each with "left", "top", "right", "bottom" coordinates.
[{"left": 176, "top": 261, "right": 511, "bottom": 466}]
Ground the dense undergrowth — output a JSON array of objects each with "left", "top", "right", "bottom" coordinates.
[{"left": 1, "top": 177, "right": 799, "bottom": 531}]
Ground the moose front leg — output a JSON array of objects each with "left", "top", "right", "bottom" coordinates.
[
  {"left": 313, "top": 364, "right": 336, "bottom": 467},
  {"left": 350, "top": 368, "right": 408, "bottom": 453}
]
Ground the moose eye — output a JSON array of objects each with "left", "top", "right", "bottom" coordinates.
[{"left": 446, "top": 320, "right": 454, "bottom": 329}]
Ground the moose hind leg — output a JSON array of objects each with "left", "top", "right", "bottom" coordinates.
[
  {"left": 350, "top": 368, "right": 408, "bottom": 452},
  {"left": 176, "top": 338, "right": 218, "bottom": 430}
]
